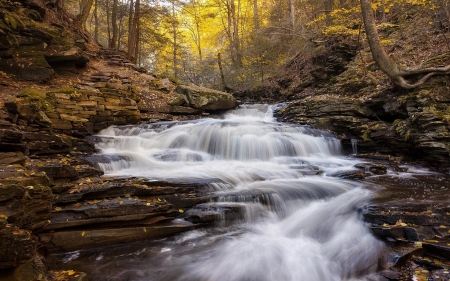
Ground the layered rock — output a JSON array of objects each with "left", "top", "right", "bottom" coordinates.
[
  {"left": 5, "top": 84, "right": 140, "bottom": 136},
  {"left": 0, "top": 0, "right": 90, "bottom": 82},
  {"left": 277, "top": 92, "right": 450, "bottom": 172}
]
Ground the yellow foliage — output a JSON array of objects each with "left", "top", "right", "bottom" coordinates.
[{"left": 323, "top": 25, "right": 359, "bottom": 36}]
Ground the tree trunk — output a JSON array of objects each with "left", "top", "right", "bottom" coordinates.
[
  {"left": 289, "top": 0, "right": 295, "bottom": 32},
  {"left": 230, "top": 0, "right": 242, "bottom": 66},
  {"left": 132, "top": 0, "right": 140, "bottom": 63},
  {"left": 134, "top": 0, "right": 140, "bottom": 64},
  {"left": 253, "top": 0, "right": 259, "bottom": 31},
  {"left": 196, "top": 21, "right": 202, "bottom": 61},
  {"left": 78, "top": 0, "right": 94, "bottom": 28},
  {"left": 324, "top": 0, "right": 332, "bottom": 26},
  {"left": 110, "top": 0, "right": 119, "bottom": 49},
  {"left": 360, "top": 0, "right": 450, "bottom": 89},
  {"left": 128, "top": 0, "right": 135, "bottom": 59},
  {"left": 172, "top": 1, "right": 178, "bottom": 79},
  {"left": 106, "top": 0, "right": 111, "bottom": 47},
  {"left": 93, "top": 0, "right": 98, "bottom": 40},
  {"left": 217, "top": 53, "right": 227, "bottom": 90}
]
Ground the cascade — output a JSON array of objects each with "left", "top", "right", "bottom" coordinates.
[{"left": 62, "top": 105, "right": 387, "bottom": 281}]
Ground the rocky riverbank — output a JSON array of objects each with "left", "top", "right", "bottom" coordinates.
[{"left": 1, "top": 0, "right": 450, "bottom": 280}]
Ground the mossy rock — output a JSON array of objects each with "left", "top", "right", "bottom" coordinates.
[{"left": 176, "top": 84, "right": 239, "bottom": 111}]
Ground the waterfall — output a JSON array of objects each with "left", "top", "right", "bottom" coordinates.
[
  {"left": 351, "top": 139, "right": 358, "bottom": 155},
  {"left": 86, "top": 104, "right": 386, "bottom": 281}
]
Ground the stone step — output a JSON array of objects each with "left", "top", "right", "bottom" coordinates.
[
  {"left": 39, "top": 221, "right": 195, "bottom": 252},
  {"left": 44, "top": 197, "right": 173, "bottom": 230},
  {"left": 108, "top": 61, "right": 123, "bottom": 66}
]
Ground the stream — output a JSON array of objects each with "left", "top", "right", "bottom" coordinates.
[{"left": 48, "top": 104, "right": 449, "bottom": 281}]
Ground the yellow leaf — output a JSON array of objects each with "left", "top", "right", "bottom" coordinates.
[
  {"left": 125, "top": 194, "right": 131, "bottom": 198},
  {"left": 439, "top": 225, "right": 447, "bottom": 229},
  {"left": 143, "top": 227, "right": 147, "bottom": 233},
  {"left": 157, "top": 198, "right": 162, "bottom": 202},
  {"left": 81, "top": 231, "right": 85, "bottom": 237},
  {"left": 94, "top": 200, "right": 98, "bottom": 204},
  {"left": 426, "top": 240, "right": 438, "bottom": 243},
  {"left": 146, "top": 202, "right": 150, "bottom": 206},
  {"left": 55, "top": 207, "right": 62, "bottom": 211},
  {"left": 179, "top": 209, "right": 184, "bottom": 213},
  {"left": 67, "top": 270, "right": 75, "bottom": 276},
  {"left": 119, "top": 200, "right": 124, "bottom": 205}
]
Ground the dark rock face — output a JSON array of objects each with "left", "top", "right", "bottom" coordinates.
[
  {"left": 278, "top": 93, "right": 450, "bottom": 172},
  {"left": 0, "top": 217, "right": 34, "bottom": 269},
  {"left": 0, "top": 171, "right": 52, "bottom": 231}
]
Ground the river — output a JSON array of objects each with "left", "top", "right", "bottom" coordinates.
[{"left": 48, "top": 104, "right": 449, "bottom": 281}]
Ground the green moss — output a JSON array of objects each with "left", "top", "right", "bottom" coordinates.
[
  {"left": 18, "top": 88, "right": 46, "bottom": 100},
  {"left": 50, "top": 87, "right": 77, "bottom": 94},
  {"left": 361, "top": 125, "right": 370, "bottom": 141},
  {"left": 404, "top": 130, "right": 410, "bottom": 141}
]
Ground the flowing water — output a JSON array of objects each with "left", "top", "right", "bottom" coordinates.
[{"left": 51, "top": 104, "right": 438, "bottom": 281}]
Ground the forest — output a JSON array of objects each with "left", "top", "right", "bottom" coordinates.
[{"left": 63, "top": 0, "right": 449, "bottom": 91}]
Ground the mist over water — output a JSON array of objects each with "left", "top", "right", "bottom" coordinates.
[{"left": 78, "top": 105, "right": 387, "bottom": 280}]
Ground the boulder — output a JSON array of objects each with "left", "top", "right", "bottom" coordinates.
[{"left": 176, "top": 84, "right": 239, "bottom": 111}]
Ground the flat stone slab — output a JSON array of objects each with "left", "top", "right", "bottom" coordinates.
[{"left": 40, "top": 223, "right": 194, "bottom": 252}]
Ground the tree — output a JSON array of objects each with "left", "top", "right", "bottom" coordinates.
[
  {"left": 360, "top": 0, "right": 450, "bottom": 89},
  {"left": 110, "top": 0, "right": 119, "bottom": 48},
  {"left": 324, "top": 0, "right": 333, "bottom": 26},
  {"left": 78, "top": 0, "right": 94, "bottom": 27}
]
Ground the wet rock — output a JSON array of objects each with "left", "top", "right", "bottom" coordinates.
[
  {"left": 176, "top": 84, "right": 239, "bottom": 111},
  {"left": 370, "top": 226, "right": 405, "bottom": 240},
  {"left": 0, "top": 255, "right": 52, "bottom": 281},
  {"left": 404, "top": 227, "right": 420, "bottom": 241},
  {"left": 354, "top": 163, "right": 387, "bottom": 175},
  {"left": 328, "top": 169, "right": 366, "bottom": 179},
  {"left": 423, "top": 243, "right": 450, "bottom": 260},
  {"left": 379, "top": 269, "right": 402, "bottom": 280}
]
